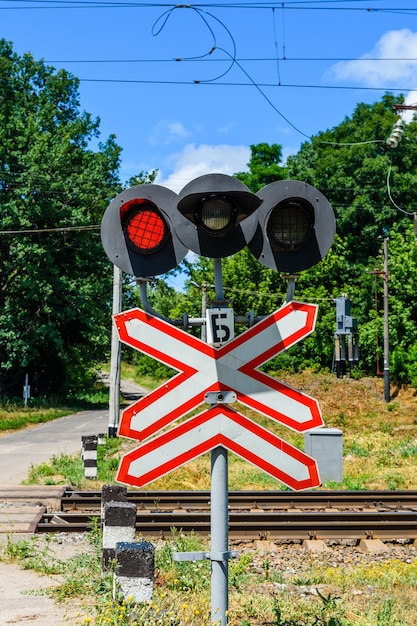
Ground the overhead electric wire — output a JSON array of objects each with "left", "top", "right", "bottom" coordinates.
[
  {"left": 1, "top": 0, "right": 414, "bottom": 156},
  {"left": 76, "top": 76, "right": 415, "bottom": 93},
  {"left": 386, "top": 162, "right": 414, "bottom": 217},
  {"left": 0, "top": 0, "right": 414, "bottom": 11},
  {"left": 0, "top": 225, "right": 100, "bottom": 234}
]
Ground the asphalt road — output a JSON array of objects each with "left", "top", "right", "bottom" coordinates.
[
  {"left": 0, "top": 379, "right": 146, "bottom": 485},
  {"left": 0, "top": 407, "right": 109, "bottom": 485}
]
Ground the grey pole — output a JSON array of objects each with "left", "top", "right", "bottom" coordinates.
[
  {"left": 383, "top": 237, "right": 390, "bottom": 403},
  {"left": 201, "top": 282, "right": 207, "bottom": 343},
  {"left": 211, "top": 258, "right": 229, "bottom": 625},
  {"left": 211, "top": 446, "right": 229, "bottom": 625},
  {"left": 108, "top": 265, "right": 122, "bottom": 437}
]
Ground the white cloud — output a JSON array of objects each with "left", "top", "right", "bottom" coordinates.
[
  {"left": 156, "top": 143, "right": 250, "bottom": 193},
  {"left": 329, "top": 29, "right": 417, "bottom": 87},
  {"left": 404, "top": 90, "right": 417, "bottom": 123},
  {"left": 149, "top": 120, "right": 191, "bottom": 145}
]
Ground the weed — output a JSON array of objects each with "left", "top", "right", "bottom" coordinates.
[
  {"left": 379, "top": 421, "right": 394, "bottom": 435},
  {"left": 23, "top": 437, "right": 124, "bottom": 487},
  {"left": 346, "top": 442, "right": 369, "bottom": 458},
  {"left": 398, "top": 441, "right": 417, "bottom": 458},
  {"left": 229, "top": 552, "right": 256, "bottom": 591},
  {"left": 2, "top": 533, "right": 65, "bottom": 575},
  {"left": 156, "top": 530, "right": 211, "bottom": 593},
  {"left": 385, "top": 473, "right": 406, "bottom": 490},
  {"left": 377, "top": 598, "right": 393, "bottom": 625}
]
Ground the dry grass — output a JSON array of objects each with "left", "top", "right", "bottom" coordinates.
[{"left": 114, "top": 371, "right": 417, "bottom": 492}]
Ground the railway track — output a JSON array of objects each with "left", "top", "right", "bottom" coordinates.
[{"left": 3, "top": 487, "right": 417, "bottom": 541}]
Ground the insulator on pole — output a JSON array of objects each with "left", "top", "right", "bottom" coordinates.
[{"left": 386, "top": 119, "right": 405, "bottom": 149}]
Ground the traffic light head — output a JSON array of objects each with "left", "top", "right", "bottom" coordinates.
[
  {"left": 248, "top": 180, "right": 336, "bottom": 273},
  {"left": 174, "top": 173, "right": 262, "bottom": 258},
  {"left": 101, "top": 184, "right": 187, "bottom": 277}
]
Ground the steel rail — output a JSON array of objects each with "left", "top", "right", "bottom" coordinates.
[
  {"left": 60, "top": 489, "right": 417, "bottom": 512},
  {"left": 38, "top": 507, "right": 417, "bottom": 540}
]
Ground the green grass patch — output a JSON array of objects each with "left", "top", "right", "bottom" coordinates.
[
  {"left": 0, "top": 407, "right": 72, "bottom": 433},
  {"left": 0, "top": 384, "right": 110, "bottom": 435},
  {"left": 24, "top": 436, "right": 123, "bottom": 487}
]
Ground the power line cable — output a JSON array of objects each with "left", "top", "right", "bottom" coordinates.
[
  {"left": 151, "top": 5, "right": 237, "bottom": 82},
  {"left": 386, "top": 161, "right": 414, "bottom": 216},
  {"left": 0, "top": 225, "right": 100, "bottom": 234},
  {"left": 43, "top": 56, "right": 417, "bottom": 63},
  {"left": 0, "top": 1, "right": 413, "bottom": 11}
]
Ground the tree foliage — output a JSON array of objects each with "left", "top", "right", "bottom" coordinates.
[
  {"left": 283, "top": 93, "right": 417, "bottom": 381},
  {"left": 0, "top": 40, "right": 121, "bottom": 397},
  {"left": 235, "top": 143, "right": 286, "bottom": 192}
]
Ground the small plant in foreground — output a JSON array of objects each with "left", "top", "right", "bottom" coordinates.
[
  {"left": 229, "top": 552, "right": 256, "bottom": 591},
  {"left": 2, "top": 533, "right": 65, "bottom": 575}
]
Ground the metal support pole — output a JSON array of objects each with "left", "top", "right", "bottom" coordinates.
[
  {"left": 201, "top": 282, "right": 207, "bottom": 343},
  {"left": 211, "top": 447, "right": 229, "bottom": 625},
  {"left": 383, "top": 238, "right": 390, "bottom": 402},
  {"left": 108, "top": 265, "right": 122, "bottom": 437},
  {"left": 211, "top": 258, "right": 229, "bottom": 625}
]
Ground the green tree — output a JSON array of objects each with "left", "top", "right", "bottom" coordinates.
[
  {"left": 0, "top": 40, "right": 121, "bottom": 398},
  {"left": 286, "top": 93, "right": 417, "bottom": 266},
  {"left": 235, "top": 143, "right": 286, "bottom": 192}
]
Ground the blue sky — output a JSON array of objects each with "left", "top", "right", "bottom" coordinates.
[{"left": 2, "top": 1, "right": 417, "bottom": 194}]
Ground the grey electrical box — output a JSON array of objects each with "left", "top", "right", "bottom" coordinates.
[{"left": 304, "top": 428, "right": 343, "bottom": 484}]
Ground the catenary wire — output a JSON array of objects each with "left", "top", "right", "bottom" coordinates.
[{"left": 386, "top": 161, "right": 415, "bottom": 217}]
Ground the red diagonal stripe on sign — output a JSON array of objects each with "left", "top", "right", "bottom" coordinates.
[
  {"left": 221, "top": 302, "right": 323, "bottom": 432},
  {"left": 117, "top": 405, "right": 321, "bottom": 491}
]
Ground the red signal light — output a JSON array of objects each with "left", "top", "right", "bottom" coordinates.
[
  {"left": 121, "top": 200, "right": 168, "bottom": 254},
  {"left": 101, "top": 184, "right": 187, "bottom": 277}
]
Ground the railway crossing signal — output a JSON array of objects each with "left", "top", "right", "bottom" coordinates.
[
  {"left": 101, "top": 173, "right": 336, "bottom": 626},
  {"left": 101, "top": 175, "right": 336, "bottom": 277},
  {"left": 249, "top": 180, "right": 336, "bottom": 273},
  {"left": 174, "top": 173, "right": 262, "bottom": 258}
]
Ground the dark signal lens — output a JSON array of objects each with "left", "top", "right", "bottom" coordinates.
[{"left": 267, "top": 199, "right": 313, "bottom": 252}]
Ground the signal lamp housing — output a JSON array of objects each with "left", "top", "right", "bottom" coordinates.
[
  {"left": 101, "top": 185, "right": 187, "bottom": 277},
  {"left": 174, "top": 173, "right": 262, "bottom": 258},
  {"left": 249, "top": 180, "right": 336, "bottom": 273}
]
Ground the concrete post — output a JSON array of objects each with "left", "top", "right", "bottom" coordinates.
[
  {"left": 102, "top": 501, "right": 137, "bottom": 569},
  {"left": 101, "top": 484, "right": 127, "bottom": 521},
  {"left": 81, "top": 435, "right": 98, "bottom": 479},
  {"left": 113, "top": 540, "right": 155, "bottom": 603}
]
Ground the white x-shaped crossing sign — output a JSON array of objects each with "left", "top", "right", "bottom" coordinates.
[
  {"left": 115, "top": 301, "right": 324, "bottom": 441},
  {"left": 115, "top": 301, "right": 324, "bottom": 490}
]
